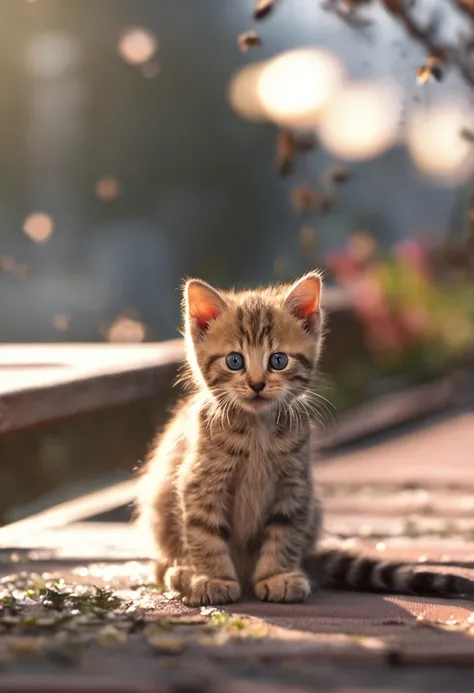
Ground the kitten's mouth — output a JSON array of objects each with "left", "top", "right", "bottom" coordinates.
[{"left": 246, "top": 394, "right": 270, "bottom": 409}]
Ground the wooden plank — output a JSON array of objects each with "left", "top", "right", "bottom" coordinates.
[
  {"left": 0, "top": 340, "right": 185, "bottom": 433},
  {"left": 0, "top": 479, "right": 138, "bottom": 547},
  {"left": 319, "top": 376, "right": 460, "bottom": 450}
]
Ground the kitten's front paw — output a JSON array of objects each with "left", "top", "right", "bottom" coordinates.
[
  {"left": 254, "top": 571, "right": 310, "bottom": 603},
  {"left": 183, "top": 575, "right": 241, "bottom": 607},
  {"left": 165, "top": 565, "right": 192, "bottom": 594}
]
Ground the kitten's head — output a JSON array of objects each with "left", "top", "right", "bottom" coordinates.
[{"left": 182, "top": 272, "right": 324, "bottom": 414}]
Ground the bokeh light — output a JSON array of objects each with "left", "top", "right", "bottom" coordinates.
[
  {"left": 118, "top": 27, "right": 158, "bottom": 66},
  {"left": 95, "top": 177, "right": 120, "bottom": 202},
  {"left": 141, "top": 60, "right": 161, "bottom": 78},
  {"left": 107, "top": 317, "right": 146, "bottom": 343},
  {"left": 23, "top": 213, "right": 54, "bottom": 244},
  {"left": 26, "top": 31, "right": 81, "bottom": 77},
  {"left": 317, "top": 81, "right": 402, "bottom": 161},
  {"left": 228, "top": 61, "right": 268, "bottom": 122},
  {"left": 53, "top": 314, "right": 71, "bottom": 331},
  {"left": 0, "top": 256, "right": 15, "bottom": 272},
  {"left": 407, "top": 100, "right": 474, "bottom": 185},
  {"left": 256, "top": 48, "right": 345, "bottom": 129}
]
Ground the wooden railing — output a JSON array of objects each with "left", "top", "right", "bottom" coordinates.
[{"left": 0, "top": 288, "right": 467, "bottom": 525}]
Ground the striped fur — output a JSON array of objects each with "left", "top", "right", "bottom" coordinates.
[
  {"left": 136, "top": 272, "right": 474, "bottom": 606},
  {"left": 305, "top": 550, "right": 474, "bottom": 598}
]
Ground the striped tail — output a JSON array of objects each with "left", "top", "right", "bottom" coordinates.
[{"left": 303, "top": 549, "right": 474, "bottom": 599}]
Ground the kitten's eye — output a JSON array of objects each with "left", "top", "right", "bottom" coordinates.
[
  {"left": 269, "top": 352, "right": 288, "bottom": 370},
  {"left": 226, "top": 352, "right": 245, "bottom": 371}
]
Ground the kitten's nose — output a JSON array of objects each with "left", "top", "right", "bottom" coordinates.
[{"left": 249, "top": 380, "right": 266, "bottom": 393}]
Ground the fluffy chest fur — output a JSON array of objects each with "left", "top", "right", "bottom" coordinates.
[{"left": 230, "top": 422, "right": 279, "bottom": 545}]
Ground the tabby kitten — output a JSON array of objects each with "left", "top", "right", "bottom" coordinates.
[{"left": 136, "top": 272, "right": 473, "bottom": 606}]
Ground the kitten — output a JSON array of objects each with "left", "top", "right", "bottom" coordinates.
[{"left": 136, "top": 272, "right": 473, "bottom": 606}]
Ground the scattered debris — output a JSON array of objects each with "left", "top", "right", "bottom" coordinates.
[
  {"left": 254, "top": 0, "right": 276, "bottom": 20},
  {"left": 237, "top": 31, "right": 262, "bottom": 52},
  {"left": 275, "top": 128, "right": 296, "bottom": 176}
]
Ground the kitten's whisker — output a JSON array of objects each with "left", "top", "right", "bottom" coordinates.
[{"left": 311, "top": 391, "right": 336, "bottom": 413}]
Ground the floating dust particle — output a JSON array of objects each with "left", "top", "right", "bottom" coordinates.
[
  {"left": 0, "top": 255, "right": 15, "bottom": 272},
  {"left": 23, "top": 213, "right": 54, "bottom": 244},
  {"left": 375, "top": 542, "right": 386, "bottom": 552},
  {"left": 254, "top": 0, "right": 276, "bottom": 20},
  {"left": 11, "top": 263, "right": 33, "bottom": 278},
  {"left": 118, "top": 27, "right": 158, "bottom": 65},
  {"left": 273, "top": 257, "right": 286, "bottom": 277},
  {"left": 141, "top": 59, "right": 161, "bottom": 78},
  {"left": 316, "top": 192, "right": 335, "bottom": 212},
  {"left": 106, "top": 316, "right": 146, "bottom": 343},
  {"left": 347, "top": 231, "right": 377, "bottom": 263},
  {"left": 95, "top": 177, "right": 120, "bottom": 202},
  {"left": 237, "top": 31, "right": 262, "bottom": 53},
  {"left": 299, "top": 225, "right": 317, "bottom": 255},
  {"left": 291, "top": 186, "right": 319, "bottom": 213},
  {"left": 52, "top": 314, "right": 70, "bottom": 331}
]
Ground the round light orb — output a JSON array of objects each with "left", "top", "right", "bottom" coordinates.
[
  {"left": 26, "top": 31, "right": 81, "bottom": 78},
  {"left": 228, "top": 61, "right": 268, "bottom": 122},
  {"left": 407, "top": 100, "right": 474, "bottom": 185},
  {"left": 107, "top": 317, "right": 146, "bottom": 343},
  {"left": 256, "top": 48, "right": 345, "bottom": 129},
  {"left": 317, "top": 80, "right": 402, "bottom": 161},
  {"left": 118, "top": 27, "right": 158, "bottom": 66},
  {"left": 23, "top": 213, "right": 54, "bottom": 244}
]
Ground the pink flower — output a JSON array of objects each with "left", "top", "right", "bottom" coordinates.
[
  {"left": 324, "top": 249, "right": 359, "bottom": 280},
  {"left": 399, "top": 308, "right": 429, "bottom": 337},
  {"left": 393, "top": 239, "right": 431, "bottom": 278}
]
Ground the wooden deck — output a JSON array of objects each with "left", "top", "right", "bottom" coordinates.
[
  {"left": 0, "top": 341, "right": 184, "bottom": 433},
  {"left": 0, "top": 323, "right": 473, "bottom": 691},
  {"left": 1, "top": 409, "right": 474, "bottom": 692}
]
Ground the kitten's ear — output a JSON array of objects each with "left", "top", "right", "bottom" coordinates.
[
  {"left": 284, "top": 271, "right": 322, "bottom": 331},
  {"left": 184, "top": 279, "right": 227, "bottom": 339}
]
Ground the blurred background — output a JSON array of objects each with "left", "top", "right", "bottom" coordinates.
[{"left": 1, "top": 0, "right": 474, "bottom": 521}]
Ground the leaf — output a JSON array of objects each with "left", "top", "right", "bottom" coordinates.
[
  {"left": 416, "top": 65, "right": 431, "bottom": 85},
  {"left": 275, "top": 129, "right": 296, "bottom": 176},
  {"left": 299, "top": 226, "right": 317, "bottom": 255},
  {"left": 254, "top": 0, "right": 275, "bottom": 20},
  {"left": 210, "top": 611, "right": 231, "bottom": 628},
  {"left": 325, "top": 164, "right": 350, "bottom": 184},
  {"left": 416, "top": 56, "right": 444, "bottom": 85},
  {"left": 291, "top": 186, "right": 319, "bottom": 213},
  {"left": 237, "top": 31, "right": 262, "bottom": 52},
  {"left": 461, "top": 127, "right": 474, "bottom": 143},
  {"left": 296, "top": 134, "right": 319, "bottom": 152}
]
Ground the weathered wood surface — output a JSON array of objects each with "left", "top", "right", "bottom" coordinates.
[
  {"left": 1, "top": 410, "right": 474, "bottom": 692},
  {"left": 0, "top": 341, "right": 184, "bottom": 433}
]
